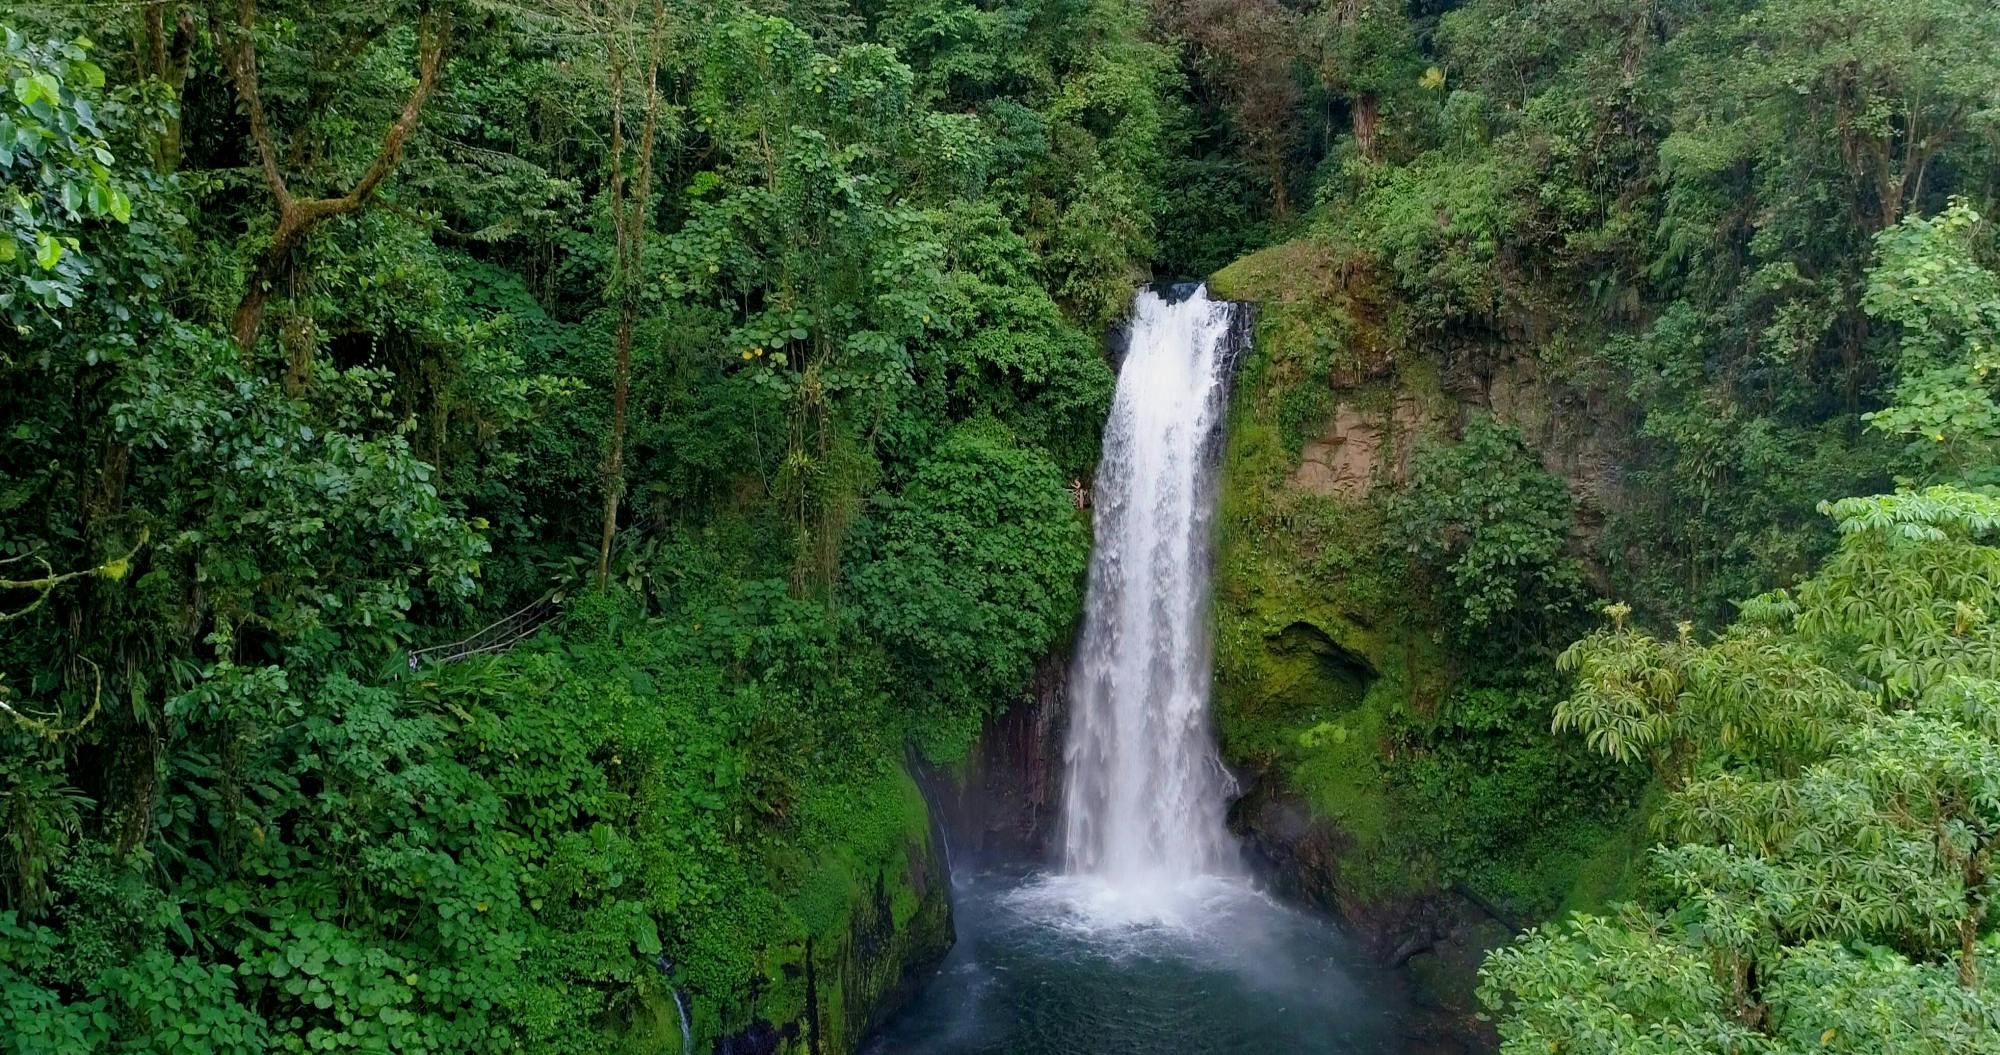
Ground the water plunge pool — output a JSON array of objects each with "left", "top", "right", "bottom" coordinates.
[{"left": 866, "top": 868, "right": 1434, "bottom": 1055}]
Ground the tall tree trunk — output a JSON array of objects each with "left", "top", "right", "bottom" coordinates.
[
  {"left": 1961, "top": 847, "right": 1989, "bottom": 989},
  {"left": 596, "top": 298, "right": 638, "bottom": 584},
  {"left": 140, "top": 4, "right": 196, "bottom": 172},
  {"left": 1266, "top": 144, "right": 1290, "bottom": 218},
  {"left": 230, "top": 205, "right": 312, "bottom": 355},
  {"left": 1353, "top": 92, "right": 1380, "bottom": 161},
  {"left": 596, "top": 0, "right": 670, "bottom": 586}
]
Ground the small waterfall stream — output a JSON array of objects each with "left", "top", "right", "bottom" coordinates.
[
  {"left": 866, "top": 285, "right": 1411, "bottom": 1055},
  {"left": 671, "top": 989, "right": 692, "bottom": 1055}
]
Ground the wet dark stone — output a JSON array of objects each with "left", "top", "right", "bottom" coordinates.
[{"left": 712, "top": 1019, "right": 794, "bottom": 1055}]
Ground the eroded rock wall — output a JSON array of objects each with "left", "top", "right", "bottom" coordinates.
[{"left": 929, "top": 645, "right": 1071, "bottom": 865}]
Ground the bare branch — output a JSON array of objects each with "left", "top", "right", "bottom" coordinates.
[{"left": 0, "top": 659, "right": 104, "bottom": 742}]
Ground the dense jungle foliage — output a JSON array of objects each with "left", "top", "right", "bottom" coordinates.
[
  {"left": 0, "top": 0, "right": 1162, "bottom": 1049},
  {"left": 1185, "top": 0, "right": 2000, "bottom": 1050},
  {"left": 4, "top": 0, "right": 2000, "bottom": 1052}
]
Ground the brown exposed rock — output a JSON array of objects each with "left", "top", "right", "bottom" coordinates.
[{"left": 1289, "top": 392, "right": 1443, "bottom": 499}]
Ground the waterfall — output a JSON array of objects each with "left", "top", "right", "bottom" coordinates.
[
  {"left": 1059, "top": 284, "right": 1244, "bottom": 889},
  {"left": 654, "top": 955, "right": 693, "bottom": 1055},
  {"left": 672, "top": 988, "right": 692, "bottom": 1055},
  {"left": 867, "top": 286, "right": 1414, "bottom": 1055}
]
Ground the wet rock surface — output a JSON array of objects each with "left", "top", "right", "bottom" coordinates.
[
  {"left": 928, "top": 647, "right": 1071, "bottom": 864},
  {"left": 1229, "top": 780, "right": 1502, "bottom": 1053}
]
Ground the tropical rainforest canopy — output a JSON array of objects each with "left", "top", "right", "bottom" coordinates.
[{"left": 2, "top": 1, "right": 1999, "bottom": 1053}]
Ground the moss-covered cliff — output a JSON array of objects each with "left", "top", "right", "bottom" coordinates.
[
  {"left": 1206, "top": 244, "right": 1650, "bottom": 1032},
  {"left": 636, "top": 765, "right": 951, "bottom": 1055}
]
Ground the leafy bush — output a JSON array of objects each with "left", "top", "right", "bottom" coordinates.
[
  {"left": 850, "top": 419, "right": 1089, "bottom": 760},
  {"left": 1390, "top": 667, "right": 1644, "bottom": 912},
  {"left": 1386, "top": 414, "right": 1589, "bottom": 651}
]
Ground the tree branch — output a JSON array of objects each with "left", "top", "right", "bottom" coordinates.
[
  {"left": 211, "top": 1, "right": 454, "bottom": 353},
  {"left": 0, "top": 530, "right": 148, "bottom": 626},
  {"left": 209, "top": 0, "right": 294, "bottom": 209},
  {"left": 0, "top": 658, "right": 104, "bottom": 742}
]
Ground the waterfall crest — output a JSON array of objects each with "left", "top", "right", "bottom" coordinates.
[{"left": 1059, "top": 284, "right": 1244, "bottom": 888}]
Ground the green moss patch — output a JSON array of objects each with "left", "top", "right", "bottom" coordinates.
[{"left": 1211, "top": 237, "right": 1647, "bottom": 918}]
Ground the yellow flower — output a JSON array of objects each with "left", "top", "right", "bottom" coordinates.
[
  {"left": 741, "top": 351, "right": 753, "bottom": 360},
  {"left": 476, "top": 902, "right": 488, "bottom": 913}
]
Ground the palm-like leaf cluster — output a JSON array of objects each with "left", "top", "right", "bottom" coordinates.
[{"left": 1487, "top": 486, "right": 2000, "bottom": 1052}]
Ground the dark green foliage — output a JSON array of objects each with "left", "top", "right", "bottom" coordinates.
[
  {"left": 9, "top": 0, "right": 2000, "bottom": 1050},
  {"left": 0, "top": 3, "right": 1167, "bottom": 1050},
  {"left": 1213, "top": 0, "right": 2000, "bottom": 1044},
  {"left": 1389, "top": 667, "right": 1645, "bottom": 914},
  {"left": 1388, "top": 415, "right": 1588, "bottom": 652},
  {"left": 1276, "top": 0, "right": 2000, "bottom": 623},
  {"left": 1862, "top": 201, "right": 2000, "bottom": 485},
  {"left": 850, "top": 419, "right": 1089, "bottom": 760}
]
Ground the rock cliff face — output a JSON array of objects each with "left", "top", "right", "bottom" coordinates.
[
  {"left": 1206, "top": 240, "right": 1631, "bottom": 532},
  {"left": 1200, "top": 241, "right": 1649, "bottom": 1050},
  {"left": 929, "top": 645, "right": 1071, "bottom": 864}
]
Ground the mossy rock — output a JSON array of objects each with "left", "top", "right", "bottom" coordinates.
[
  {"left": 1212, "top": 343, "right": 1446, "bottom": 907},
  {"left": 694, "top": 766, "right": 953, "bottom": 1055},
  {"left": 1211, "top": 237, "right": 1642, "bottom": 919}
]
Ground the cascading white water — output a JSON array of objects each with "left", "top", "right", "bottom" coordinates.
[
  {"left": 866, "top": 285, "right": 1414, "bottom": 1055},
  {"left": 1060, "top": 284, "right": 1243, "bottom": 890}
]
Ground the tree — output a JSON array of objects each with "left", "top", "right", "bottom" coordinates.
[
  {"left": 849, "top": 418, "right": 1088, "bottom": 759},
  {"left": 0, "top": 31, "right": 140, "bottom": 334},
  {"left": 589, "top": 0, "right": 673, "bottom": 586},
  {"left": 1312, "top": 0, "right": 1422, "bottom": 163},
  {"left": 134, "top": 2, "right": 197, "bottom": 172},
  {"left": 1862, "top": 200, "right": 2000, "bottom": 484},
  {"left": 1154, "top": 0, "right": 1305, "bottom": 214},
  {"left": 1486, "top": 487, "right": 2000, "bottom": 1052},
  {"left": 0, "top": 3, "right": 1183, "bottom": 1051},
  {"left": 207, "top": 0, "right": 453, "bottom": 357},
  {"left": 1388, "top": 415, "right": 1589, "bottom": 652}
]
